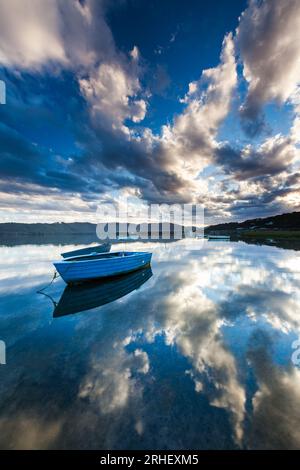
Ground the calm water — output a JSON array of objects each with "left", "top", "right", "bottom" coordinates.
[{"left": 0, "top": 240, "right": 300, "bottom": 450}]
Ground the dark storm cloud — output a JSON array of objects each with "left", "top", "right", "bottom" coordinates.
[
  {"left": 215, "top": 135, "right": 296, "bottom": 180},
  {"left": 219, "top": 176, "right": 300, "bottom": 214},
  {"left": 0, "top": 119, "right": 110, "bottom": 196}
]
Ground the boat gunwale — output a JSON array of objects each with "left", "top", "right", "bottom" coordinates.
[
  {"left": 61, "top": 243, "right": 110, "bottom": 259},
  {"left": 55, "top": 251, "right": 151, "bottom": 264}
]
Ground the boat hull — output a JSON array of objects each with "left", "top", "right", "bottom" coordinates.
[{"left": 54, "top": 252, "right": 152, "bottom": 284}]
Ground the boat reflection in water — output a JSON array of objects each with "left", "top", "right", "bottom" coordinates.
[{"left": 53, "top": 266, "right": 153, "bottom": 317}]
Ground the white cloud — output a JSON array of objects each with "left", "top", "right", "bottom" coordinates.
[
  {"left": 1, "top": 0, "right": 299, "bottom": 220},
  {"left": 164, "top": 33, "right": 237, "bottom": 169},
  {"left": 237, "top": 0, "right": 300, "bottom": 119},
  {"left": 0, "top": 1, "right": 239, "bottom": 215},
  {"left": 0, "top": 0, "right": 146, "bottom": 132},
  {"left": 130, "top": 45, "right": 140, "bottom": 61},
  {"left": 132, "top": 33, "right": 238, "bottom": 202},
  {"left": 292, "top": 116, "right": 300, "bottom": 144},
  {"left": 0, "top": 0, "right": 116, "bottom": 70},
  {"left": 0, "top": 0, "right": 66, "bottom": 69},
  {"left": 79, "top": 63, "right": 147, "bottom": 131}
]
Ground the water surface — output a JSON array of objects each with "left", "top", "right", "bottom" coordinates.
[{"left": 0, "top": 240, "right": 300, "bottom": 449}]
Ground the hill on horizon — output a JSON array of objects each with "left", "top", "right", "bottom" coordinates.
[
  {"left": 1, "top": 211, "right": 300, "bottom": 240},
  {"left": 205, "top": 211, "right": 300, "bottom": 232}
]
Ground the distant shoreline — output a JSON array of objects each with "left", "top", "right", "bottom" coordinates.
[
  {"left": 238, "top": 230, "right": 300, "bottom": 240},
  {"left": 1, "top": 211, "right": 300, "bottom": 244}
]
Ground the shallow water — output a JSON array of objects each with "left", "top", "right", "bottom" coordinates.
[{"left": 0, "top": 239, "right": 300, "bottom": 449}]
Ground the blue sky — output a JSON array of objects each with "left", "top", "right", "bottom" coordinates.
[{"left": 0, "top": 0, "right": 299, "bottom": 223}]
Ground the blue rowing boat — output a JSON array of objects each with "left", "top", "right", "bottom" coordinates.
[{"left": 54, "top": 251, "right": 152, "bottom": 284}]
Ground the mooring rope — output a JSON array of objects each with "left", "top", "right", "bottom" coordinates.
[
  {"left": 36, "top": 270, "right": 61, "bottom": 310},
  {"left": 36, "top": 270, "right": 60, "bottom": 294}
]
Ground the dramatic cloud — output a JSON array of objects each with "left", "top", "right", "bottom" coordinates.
[
  {"left": 0, "top": 0, "right": 66, "bottom": 69},
  {"left": 161, "top": 34, "right": 237, "bottom": 174},
  {"left": 74, "top": 32, "right": 238, "bottom": 205},
  {"left": 237, "top": 0, "right": 300, "bottom": 130},
  {"left": 0, "top": 0, "right": 146, "bottom": 132},
  {"left": 79, "top": 60, "right": 147, "bottom": 132},
  {"left": 0, "top": 0, "right": 150, "bottom": 214},
  {"left": 214, "top": 1, "right": 300, "bottom": 215},
  {"left": 0, "top": 0, "right": 299, "bottom": 221},
  {"left": 216, "top": 134, "right": 300, "bottom": 180},
  {"left": 0, "top": 0, "right": 114, "bottom": 70}
]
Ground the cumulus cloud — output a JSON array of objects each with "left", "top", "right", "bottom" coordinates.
[
  {"left": 79, "top": 62, "right": 147, "bottom": 132},
  {"left": 213, "top": 130, "right": 300, "bottom": 218},
  {"left": 0, "top": 0, "right": 151, "bottom": 213},
  {"left": 237, "top": 0, "right": 300, "bottom": 131},
  {"left": 116, "top": 33, "right": 238, "bottom": 202},
  {"left": 0, "top": 0, "right": 146, "bottom": 133},
  {"left": 161, "top": 33, "right": 237, "bottom": 174},
  {"left": 0, "top": 0, "right": 66, "bottom": 69},
  {"left": 215, "top": 3, "right": 300, "bottom": 216},
  {"left": 216, "top": 134, "right": 300, "bottom": 180},
  {"left": 73, "top": 32, "right": 237, "bottom": 205},
  {"left": 0, "top": 0, "right": 114, "bottom": 70},
  {"left": 0, "top": 0, "right": 299, "bottom": 221}
]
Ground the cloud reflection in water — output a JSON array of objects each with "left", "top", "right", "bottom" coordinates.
[{"left": 0, "top": 240, "right": 300, "bottom": 449}]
